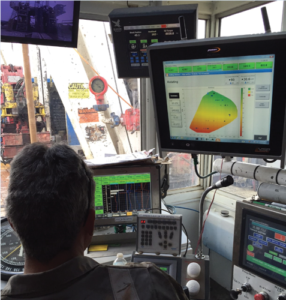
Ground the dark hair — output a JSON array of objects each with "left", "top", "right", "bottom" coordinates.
[{"left": 6, "top": 143, "right": 95, "bottom": 262}]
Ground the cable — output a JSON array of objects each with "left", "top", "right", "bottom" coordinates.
[
  {"left": 192, "top": 154, "right": 217, "bottom": 179},
  {"left": 194, "top": 158, "right": 223, "bottom": 256},
  {"left": 182, "top": 223, "right": 189, "bottom": 257},
  {"left": 263, "top": 158, "right": 277, "bottom": 163},
  {"left": 103, "top": 23, "right": 133, "bottom": 153},
  {"left": 173, "top": 206, "right": 199, "bottom": 213}
]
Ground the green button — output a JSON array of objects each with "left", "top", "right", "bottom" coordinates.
[
  {"left": 264, "top": 252, "right": 272, "bottom": 259},
  {"left": 140, "top": 40, "right": 147, "bottom": 44},
  {"left": 129, "top": 40, "right": 136, "bottom": 44},
  {"left": 95, "top": 209, "right": 104, "bottom": 215},
  {"left": 151, "top": 39, "right": 158, "bottom": 43},
  {"left": 256, "top": 62, "right": 273, "bottom": 69},
  {"left": 207, "top": 64, "right": 222, "bottom": 71},
  {"left": 239, "top": 63, "right": 255, "bottom": 70},
  {"left": 283, "top": 260, "right": 286, "bottom": 265},
  {"left": 269, "top": 250, "right": 278, "bottom": 256},
  {"left": 273, "top": 256, "right": 282, "bottom": 263},
  {"left": 248, "top": 245, "right": 254, "bottom": 251},
  {"left": 193, "top": 65, "right": 207, "bottom": 72},
  {"left": 165, "top": 67, "right": 178, "bottom": 73},
  {"left": 179, "top": 66, "right": 192, "bottom": 73},
  {"left": 223, "top": 63, "right": 238, "bottom": 71}
]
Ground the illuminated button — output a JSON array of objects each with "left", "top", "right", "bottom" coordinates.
[
  {"left": 187, "top": 280, "right": 200, "bottom": 296},
  {"left": 254, "top": 292, "right": 269, "bottom": 300},
  {"left": 187, "top": 263, "right": 201, "bottom": 278}
]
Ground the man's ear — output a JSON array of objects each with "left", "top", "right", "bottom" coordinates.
[
  {"left": 8, "top": 218, "right": 16, "bottom": 231},
  {"left": 84, "top": 209, "right": 95, "bottom": 238}
]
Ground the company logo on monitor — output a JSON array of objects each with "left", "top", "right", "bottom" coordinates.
[{"left": 207, "top": 47, "right": 221, "bottom": 53}]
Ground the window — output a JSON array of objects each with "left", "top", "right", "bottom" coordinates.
[
  {"left": 220, "top": 2, "right": 284, "bottom": 37},
  {"left": 1, "top": 20, "right": 142, "bottom": 217},
  {"left": 212, "top": 156, "right": 266, "bottom": 198},
  {"left": 198, "top": 19, "right": 206, "bottom": 39},
  {"left": 168, "top": 153, "right": 199, "bottom": 190}
]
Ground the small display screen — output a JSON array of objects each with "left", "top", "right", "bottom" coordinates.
[
  {"left": 1, "top": 1, "right": 75, "bottom": 42},
  {"left": 241, "top": 212, "right": 286, "bottom": 286},
  {"left": 158, "top": 266, "right": 169, "bottom": 273},
  {"left": 93, "top": 173, "right": 151, "bottom": 217},
  {"left": 164, "top": 54, "right": 275, "bottom": 145},
  {"left": 126, "top": 23, "right": 181, "bottom": 68}
]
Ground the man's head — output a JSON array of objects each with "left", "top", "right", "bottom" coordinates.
[{"left": 6, "top": 143, "right": 95, "bottom": 262}]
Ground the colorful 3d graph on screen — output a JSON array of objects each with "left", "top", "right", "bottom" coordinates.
[{"left": 190, "top": 91, "right": 238, "bottom": 133}]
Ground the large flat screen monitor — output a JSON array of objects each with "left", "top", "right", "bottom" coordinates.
[
  {"left": 1, "top": 1, "right": 80, "bottom": 47},
  {"left": 239, "top": 208, "right": 286, "bottom": 287},
  {"left": 89, "top": 165, "right": 161, "bottom": 226},
  {"left": 148, "top": 33, "right": 286, "bottom": 160}
]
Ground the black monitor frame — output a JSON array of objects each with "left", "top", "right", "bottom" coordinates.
[
  {"left": 109, "top": 4, "right": 197, "bottom": 78},
  {"left": 1, "top": 1, "right": 80, "bottom": 48},
  {"left": 89, "top": 164, "right": 161, "bottom": 227},
  {"left": 148, "top": 33, "right": 286, "bottom": 160}
]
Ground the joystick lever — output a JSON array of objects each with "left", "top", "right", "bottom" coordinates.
[
  {"left": 230, "top": 283, "right": 251, "bottom": 299},
  {"left": 230, "top": 288, "right": 242, "bottom": 299}
]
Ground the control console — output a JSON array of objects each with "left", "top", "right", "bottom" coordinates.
[
  {"left": 136, "top": 213, "right": 182, "bottom": 255},
  {"left": 231, "top": 201, "right": 286, "bottom": 300},
  {"left": 231, "top": 265, "right": 285, "bottom": 300}
]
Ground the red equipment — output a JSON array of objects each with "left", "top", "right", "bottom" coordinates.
[
  {"left": 89, "top": 76, "right": 109, "bottom": 111},
  {"left": 120, "top": 108, "right": 140, "bottom": 132}
]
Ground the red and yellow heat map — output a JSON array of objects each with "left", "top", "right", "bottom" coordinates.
[{"left": 190, "top": 91, "right": 238, "bottom": 133}]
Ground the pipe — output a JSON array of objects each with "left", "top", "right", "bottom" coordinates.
[
  {"left": 213, "top": 159, "right": 286, "bottom": 186},
  {"left": 258, "top": 183, "right": 286, "bottom": 204},
  {"left": 22, "top": 44, "right": 37, "bottom": 143},
  {"left": 197, "top": 186, "right": 213, "bottom": 259}
]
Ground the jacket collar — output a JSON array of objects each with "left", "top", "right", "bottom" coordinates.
[{"left": 2, "top": 256, "right": 98, "bottom": 296}]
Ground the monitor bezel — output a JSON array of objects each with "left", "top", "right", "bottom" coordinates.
[
  {"left": 239, "top": 208, "right": 286, "bottom": 288},
  {"left": 89, "top": 165, "right": 161, "bottom": 226},
  {"left": 1, "top": 1, "right": 80, "bottom": 48},
  {"left": 148, "top": 33, "right": 286, "bottom": 160}
]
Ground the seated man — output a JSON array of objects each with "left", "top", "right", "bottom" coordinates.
[{"left": 2, "top": 143, "right": 187, "bottom": 300}]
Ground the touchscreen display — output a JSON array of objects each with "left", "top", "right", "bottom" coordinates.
[
  {"left": 93, "top": 173, "right": 151, "bottom": 217},
  {"left": 242, "top": 213, "right": 286, "bottom": 286},
  {"left": 163, "top": 55, "right": 275, "bottom": 145}
]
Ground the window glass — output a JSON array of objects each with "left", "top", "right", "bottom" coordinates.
[
  {"left": 212, "top": 156, "right": 266, "bottom": 198},
  {"left": 220, "top": 2, "right": 284, "bottom": 37},
  {"left": 168, "top": 153, "right": 199, "bottom": 190},
  {"left": 0, "top": 20, "right": 141, "bottom": 216},
  {"left": 198, "top": 19, "right": 206, "bottom": 39}
]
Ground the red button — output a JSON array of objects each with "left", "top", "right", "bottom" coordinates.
[{"left": 254, "top": 294, "right": 265, "bottom": 300}]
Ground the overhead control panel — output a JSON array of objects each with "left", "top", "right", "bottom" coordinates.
[{"left": 109, "top": 5, "right": 197, "bottom": 78}]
